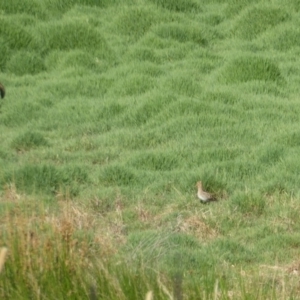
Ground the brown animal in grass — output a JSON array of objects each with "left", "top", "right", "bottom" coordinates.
[{"left": 0, "top": 83, "right": 5, "bottom": 99}]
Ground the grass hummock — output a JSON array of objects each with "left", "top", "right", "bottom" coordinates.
[{"left": 1, "top": 0, "right": 300, "bottom": 299}]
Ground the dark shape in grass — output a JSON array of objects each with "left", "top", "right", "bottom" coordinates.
[
  {"left": 220, "top": 56, "right": 284, "bottom": 84},
  {"left": 11, "top": 131, "right": 48, "bottom": 151},
  {"left": 0, "top": 83, "right": 5, "bottom": 98}
]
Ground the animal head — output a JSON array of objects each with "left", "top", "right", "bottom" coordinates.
[{"left": 196, "top": 181, "right": 202, "bottom": 189}]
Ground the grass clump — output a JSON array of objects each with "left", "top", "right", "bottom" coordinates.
[
  {"left": 219, "top": 56, "right": 284, "bottom": 84},
  {"left": 209, "top": 238, "right": 258, "bottom": 264},
  {"left": 149, "top": 0, "right": 201, "bottom": 12},
  {"left": 278, "top": 131, "right": 300, "bottom": 147},
  {"left": 130, "top": 151, "right": 180, "bottom": 171},
  {"left": 233, "top": 6, "right": 289, "bottom": 40},
  {"left": 0, "top": 0, "right": 46, "bottom": 19},
  {"left": 38, "top": 20, "right": 113, "bottom": 59},
  {"left": 0, "top": 17, "right": 35, "bottom": 51},
  {"left": 0, "top": 198, "right": 116, "bottom": 299},
  {"left": 6, "top": 51, "right": 46, "bottom": 75},
  {"left": 163, "top": 74, "right": 202, "bottom": 96},
  {"left": 224, "top": 0, "right": 258, "bottom": 17},
  {"left": 230, "top": 192, "right": 266, "bottom": 216},
  {"left": 100, "top": 165, "right": 139, "bottom": 186},
  {"left": 3, "top": 164, "right": 89, "bottom": 196},
  {"left": 111, "top": 74, "right": 155, "bottom": 96},
  {"left": 155, "top": 24, "right": 207, "bottom": 46},
  {"left": 11, "top": 131, "right": 49, "bottom": 151},
  {"left": 1, "top": 101, "right": 44, "bottom": 127},
  {"left": 114, "top": 7, "right": 160, "bottom": 40},
  {"left": 0, "top": 38, "right": 10, "bottom": 70},
  {"left": 264, "top": 25, "right": 300, "bottom": 51}
]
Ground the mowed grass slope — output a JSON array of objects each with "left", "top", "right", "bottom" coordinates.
[{"left": 1, "top": 0, "right": 300, "bottom": 298}]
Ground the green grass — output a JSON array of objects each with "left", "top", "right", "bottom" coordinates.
[{"left": 1, "top": 0, "right": 300, "bottom": 298}]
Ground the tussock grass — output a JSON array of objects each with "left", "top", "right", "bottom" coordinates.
[
  {"left": 38, "top": 20, "right": 112, "bottom": 55},
  {"left": 0, "top": 17, "right": 36, "bottom": 51},
  {"left": 6, "top": 51, "right": 46, "bottom": 76},
  {"left": 219, "top": 56, "right": 284, "bottom": 84},
  {"left": 11, "top": 131, "right": 49, "bottom": 151},
  {"left": 155, "top": 23, "right": 207, "bottom": 45},
  {"left": 1, "top": 0, "right": 300, "bottom": 298},
  {"left": 149, "top": 0, "right": 201, "bottom": 13},
  {"left": 114, "top": 7, "right": 160, "bottom": 40},
  {"left": 260, "top": 24, "right": 300, "bottom": 51},
  {"left": 232, "top": 5, "right": 290, "bottom": 40},
  {"left": 3, "top": 164, "right": 89, "bottom": 196},
  {"left": 0, "top": 0, "right": 46, "bottom": 19}
]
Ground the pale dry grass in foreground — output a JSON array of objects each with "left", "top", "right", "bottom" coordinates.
[{"left": 0, "top": 247, "right": 8, "bottom": 273}]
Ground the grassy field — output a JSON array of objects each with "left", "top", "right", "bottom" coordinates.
[{"left": 1, "top": 0, "right": 300, "bottom": 298}]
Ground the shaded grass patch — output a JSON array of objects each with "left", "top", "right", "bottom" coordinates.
[
  {"left": 155, "top": 23, "right": 207, "bottom": 46},
  {"left": 219, "top": 56, "right": 284, "bottom": 84},
  {"left": 0, "top": 17, "right": 36, "bottom": 51},
  {"left": 37, "top": 19, "right": 114, "bottom": 61},
  {"left": 6, "top": 51, "right": 46, "bottom": 76},
  {"left": 3, "top": 164, "right": 89, "bottom": 196},
  {"left": 11, "top": 131, "right": 49, "bottom": 151},
  {"left": 100, "top": 165, "right": 140, "bottom": 186},
  {"left": 149, "top": 0, "right": 201, "bottom": 13},
  {"left": 0, "top": 0, "right": 46, "bottom": 19}
]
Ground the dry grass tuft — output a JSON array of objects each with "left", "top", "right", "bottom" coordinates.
[
  {"left": 287, "top": 261, "right": 300, "bottom": 276},
  {"left": 145, "top": 290, "right": 153, "bottom": 300},
  {"left": 0, "top": 188, "right": 123, "bottom": 278},
  {"left": 2, "top": 183, "right": 21, "bottom": 202},
  {"left": 135, "top": 202, "right": 152, "bottom": 222},
  {"left": 177, "top": 215, "right": 219, "bottom": 241},
  {"left": 0, "top": 247, "right": 8, "bottom": 273}
]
